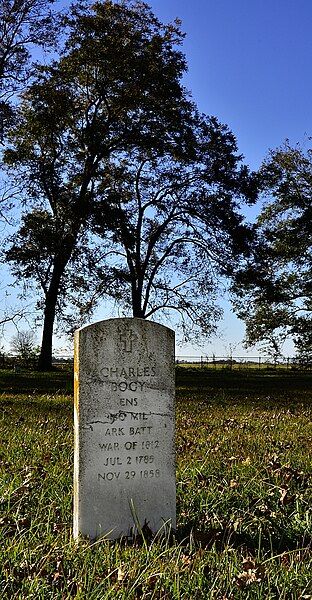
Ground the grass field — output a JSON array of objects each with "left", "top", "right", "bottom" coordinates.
[{"left": 0, "top": 367, "right": 311, "bottom": 599}]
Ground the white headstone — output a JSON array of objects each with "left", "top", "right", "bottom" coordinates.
[{"left": 73, "top": 318, "right": 175, "bottom": 540}]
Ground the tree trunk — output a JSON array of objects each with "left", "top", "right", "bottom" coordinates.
[
  {"left": 37, "top": 262, "right": 66, "bottom": 371},
  {"left": 37, "top": 295, "right": 57, "bottom": 370},
  {"left": 132, "top": 281, "right": 145, "bottom": 318}
]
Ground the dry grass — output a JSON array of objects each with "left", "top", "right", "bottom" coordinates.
[{"left": 0, "top": 367, "right": 311, "bottom": 598}]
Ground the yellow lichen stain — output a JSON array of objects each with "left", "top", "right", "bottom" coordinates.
[
  {"left": 74, "top": 333, "right": 79, "bottom": 420},
  {"left": 73, "top": 450, "right": 79, "bottom": 536},
  {"left": 73, "top": 332, "right": 80, "bottom": 536}
]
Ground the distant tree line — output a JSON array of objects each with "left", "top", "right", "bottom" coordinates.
[
  {"left": 0, "top": 0, "right": 310, "bottom": 369},
  {"left": 232, "top": 142, "right": 312, "bottom": 360}
]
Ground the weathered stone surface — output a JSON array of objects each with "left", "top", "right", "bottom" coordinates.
[{"left": 73, "top": 318, "right": 175, "bottom": 540}]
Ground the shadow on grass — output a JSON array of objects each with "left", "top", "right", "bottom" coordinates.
[
  {"left": 1, "top": 366, "right": 312, "bottom": 407},
  {"left": 0, "top": 368, "right": 73, "bottom": 396},
  {"left": 176, "top": 367, "right": 312, "bottom": 405},
  {"left": 176, "top": 521, "right": 312, "bottom": 555}
]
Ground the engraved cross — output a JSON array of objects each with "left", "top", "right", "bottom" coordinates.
[{"left": 117, "top": 328, "right": 136, "bottom": 353}]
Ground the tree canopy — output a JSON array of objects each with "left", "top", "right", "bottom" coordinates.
[
  {"left": 3, "top": 0, "right": 258, "bottom": 369},
  {"left": 232, "top": 142, "right": 312, "bottom": 359},
  {"left": 0, "top": 0, "right": 58, "bottom": 138},
  {"left": 91, "top": 115, "right": 257, "bottom": 341},
  {"left": 3, "top": 0, "right": 199, "bottom": 368}
]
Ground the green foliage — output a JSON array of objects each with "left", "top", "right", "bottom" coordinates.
[
  {"left": 232, "top": 141, "right": 312, "bottom": 359},
  {"left": 0, "top": 368, "right": 311, "bottom": 597},
  {"left": 90, "top": 115, "right": 257, "bottom": 341},
  {"left": 0, "top": 0, "right": 59, "bottom": 232},
  {"left": 6, "top": 210, "right": 60, "bottom": 281},
  {"left": 10, "top": 330, "right": 39, "bottom": 365},
  {"left": 0, "top": 0, "right": 58, "bottom": 139},
  {"left": 3, "top": 0, "right": 258, "bottom": 366},
  {"left": 4, "top": 209, "right": 108, "bottom": 333},
  {"left": 4, "top": 0, "right": 199, "bottom": 368}
]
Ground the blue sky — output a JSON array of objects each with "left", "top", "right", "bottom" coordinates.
[
  {"left": 152, "top": 0, "right": 311, "bottom": 170},
  {"left": 2, "top": 0, "right": 311, "bottom": 357}
]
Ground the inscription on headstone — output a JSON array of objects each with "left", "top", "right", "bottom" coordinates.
[{"left": 73, "top": 318, "right": 175, "bottom": 540}]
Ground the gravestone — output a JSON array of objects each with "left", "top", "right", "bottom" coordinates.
[{"left": 73, "top": 318, "right": 175, "bottom": 540}]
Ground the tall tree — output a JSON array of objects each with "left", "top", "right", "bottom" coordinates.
[
  {"left": 91, "top": 115, "right": 257, "bottom": 340},
  {"left": 232, "top": 142, "right": 312, "bottom": 359},
  {"left": 5, "top": 209, "right": 110, "bottom": 333},
  {"left": 4, "top": 0, "right": 196, "bottom": 369},
  {"left": 0, "top": 0, "right": 59, "bottom": 227},
  {"left": 0, "top": 0, "right": 58, "bottom": 138},
  {"left": 10, "top": 329, "right": 37, "bottom": 362}
]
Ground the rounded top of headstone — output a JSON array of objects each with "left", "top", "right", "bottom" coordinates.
[{"left": 76, "top": 317, "right": 174, "bottom": 335}]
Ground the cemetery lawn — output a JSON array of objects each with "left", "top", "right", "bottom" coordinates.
[{"left": 0, "top": 368, "right": 311, "bottom": 599}]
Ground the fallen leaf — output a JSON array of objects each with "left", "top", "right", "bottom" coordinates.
[
  {"left": 280, "top": 553, "right": 290, "bottom": 567},
  {"left": 117, "top": 567, "right": 126, "bottom": 582},
  {"left": 181, "top": 554, "right": 193, "bottom": 567},
  {"left": 242, "top": 557, "right": 256, "bottom": 571},
  {"left": 280, "top": 488, "right": 295, "bottom": 506},
  {"left": 229, "top": 479, "right": 238, "bottom": 489},
  {"left": 235, "top": 559, "right": 266, "bottom": 588},
  {"left": 228, "top": 456, "right": 238, "bottom": 463}
]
